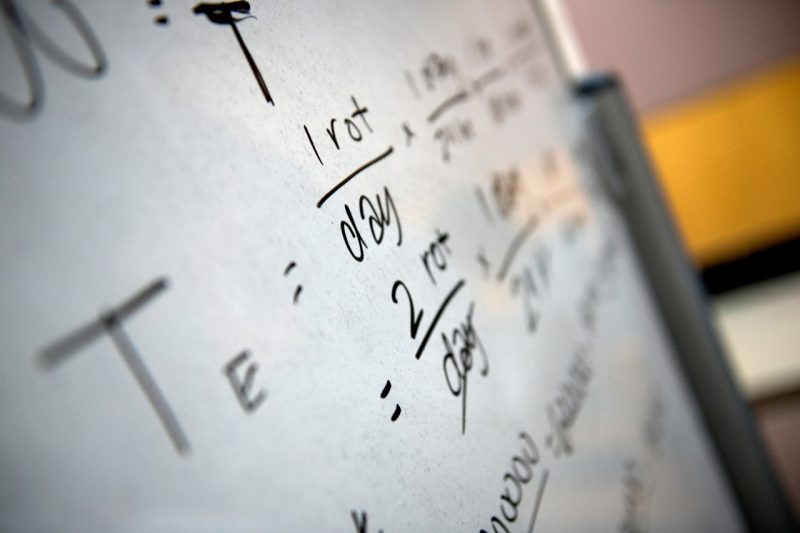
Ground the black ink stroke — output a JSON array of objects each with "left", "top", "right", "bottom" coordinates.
[
  {"left": 414, "top": 279, "right": 465, "bottom": 360},
  {"left": 38, "top": 278, "right": 191, "bottom": 456},
  {"left": 527, "top": 469, "right": 549, "bottom": 533},
  {"left": 0, "top": 0, "right": 107, "bottom": 121},
  {"left": 317, "top": 146, "right": 394, "bottom": 208},
  {"left": 427, "top": 89, "right": 469, "bottom": 123},
  {"left": 193, "top": 1, "right": 274, "bottom": 106},
  {"left": 496, "top": 216, "right": 538, "bottom": 281}
]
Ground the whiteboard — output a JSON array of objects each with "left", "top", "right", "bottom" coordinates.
[{"left": 0, "top": 1, "right": 746, "bottom": 531}]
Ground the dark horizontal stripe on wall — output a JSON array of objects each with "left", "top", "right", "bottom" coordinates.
[{"left": 701, "top": 236, "right": 800, "bottom": 295}]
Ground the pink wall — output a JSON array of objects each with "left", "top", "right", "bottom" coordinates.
[{"left": 562, "top": 0, "right": 800, "bottom": 111}]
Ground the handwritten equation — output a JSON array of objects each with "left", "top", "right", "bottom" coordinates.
[{"left": 0, "top": 2, "right": 684, "bottom": 531}]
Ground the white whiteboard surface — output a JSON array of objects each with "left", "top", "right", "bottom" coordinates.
[{"left": 0, "top": 1, "right": 744, "bottom": 531}]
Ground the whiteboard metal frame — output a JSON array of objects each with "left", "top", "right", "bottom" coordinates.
[{"left": 575, "top": 74, "right": 796, "bottom": 532}]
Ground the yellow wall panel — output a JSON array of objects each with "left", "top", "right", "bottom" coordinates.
[{"left": 642, "top": 57, "right": 800, "bottom": 266}]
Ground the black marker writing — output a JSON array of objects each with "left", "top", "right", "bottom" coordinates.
[
  {"left": 433, "top": 118, "right": 473, "bottom": 162},
  {"left": 496, "top": 216, "right": 538, "bottom": 281},
  {"left": 283, "top": 261, "right": 303, "bottom": 304},
  {"left": 475, "top": 187, "right": 495, "bottom": 225},
  {"left": 391, "top": 278, "right": 465, "bottom": 360},
  {"left": 511, "top": 245, "right": 551, "bottom": 334},
  {"left": 480, "top": 432, "right": 547, "bottom": 533},
  {"left": 544, "top": 345, "right": 592, "bottom": 458},
  {"left": 427, "top": 89, "right": 468, "bottom": 123},
  {"left": 339, "top": 185, "right": 402, "bottom": 262},
  {"left": 488, "top": 89, "right": 523, "bottom": 125},
  {"left": 477, "top": 247, "right": 491, "bottom": 277},
  {"left": 619, "top": 459, "right": 646, "bottom": 533},
  {"left": 148, "top": 0, "right": 169, "bottom": 26},
  {"left": 0, "top": 0, "right": 106, "bottom": 121},
  {"left": 304, "top": 125, "right": 323, "bottom": 165},
  {"left": 318, "top": 146, "right": 394, "bottom": 208},
  {"left": 379, "top": 380, "right": 401, "bottom": 422},
  {"left": 401, "top": 122, "right": 415, "bottom": 146},
  {"left": 351, "top": 510, "right": 383, "bottom": 533},
  {"left": 193, "top": 1, "right": 274, "bottom": 106},
  {"left": 304, "top": 96, "right": 373, "bottom": 166},
  {"left": 418, "top": 52, "right": 459, "bottom": 92},
  {"left": 441, "top": 302, "right": 488, "bottom": 434},
  {"left": 420, "top": 229, "right": 451, "bottom": 285},
  {"left": 38, "top": 278, "right": 190, "bottom": 455},
  {"left": 473, "top": 66, "right": 507, "bottom": 93},
  {"left": 491, "top": 167, "right": 521, "bottom": 219},
  {"left": 224, "top": 350, "right": 266, "bottom": 413}
]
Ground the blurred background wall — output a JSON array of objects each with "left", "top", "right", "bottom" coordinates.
[{"left": 561, "top": 0, "right": 800, "bottom": 515}]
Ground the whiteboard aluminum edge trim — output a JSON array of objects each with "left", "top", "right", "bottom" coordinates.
[{"left": 576, "top": 76, "right": 797, "bottom": 532}]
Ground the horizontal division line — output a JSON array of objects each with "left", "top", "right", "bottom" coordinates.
[
  {"left": 415, "top": 279, "right": 466, "bottom": 360},
  {"left": 425, "top": 42, "right": 540, "bottom": 125},
  {"left": 316, "top": 146, "right": 394, "bottom": 208},
  {"left": 508, "top": 43, "right": 540, "bottom": 69},
  {"left": 473, "top": 66, "right": 507, "bottom": 92},
  {"left": 496, "top": 216, "right": 538, "bottom": 281},
  {"left": 39, "top": 277, "right": 169, "bottom": 368},
  {"left": 427, "top": 90, "right": 469, "bottom": 123},
  {"left": 547, "top": 185, "right": 581, "bottom": 210}
]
